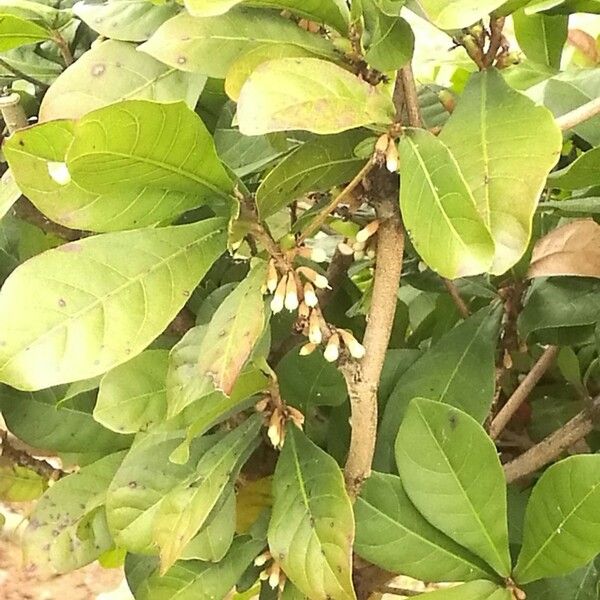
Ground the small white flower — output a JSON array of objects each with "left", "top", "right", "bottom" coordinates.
[{"left": 47, "top": 161, "right": 71, "bottom": 185}]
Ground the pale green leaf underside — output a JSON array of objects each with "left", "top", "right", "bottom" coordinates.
[
  {"left": 106, "top": 431, "right": 219, "bottom": 555},
  {"left": 399, "top": 129, "right": 495, "bottom": 279},
  {"left": 411, "top": 580, "right": 512, "bottom": 600},
  {"left": 269, "top": 426, "right": 356, "bottom": 600},
  {"left": 39, "top": 40, "right": 206, "bottom": 121},
  {"left": 395, "top": 399, "right": 511, "bottom": 577},
  {"left": 24, "top": 452, "right": 125, "bottom": 573},
  {"left": 0, "top": 219, "right": 226, "bottom": 390},
  {"left": 237, "top": 57, "right": 395, "bottom": 135},
  {"left": 407, "top": 0, "right": 506, "bottom": 29},
  {"left": 256, "top": 130, "right": 367, "bottom": 219},
  {"left": 355, "top": 472, "right": 493, "bottom": 582},
  {"left": 440, "top": 69, "right": 562, "bottom": 275},
  {"left": 94, "top": 349, "right": 169, "bottom": 434},
  {"left": 549, "top": 146, "right": 600, "bottom": 190},
  {"left": 514, "top": 455, "right": 600, "bottom": 584},
  {"left": 154, "top": 416, "right": 261, "bottom": 572},
  {"left": 139, "top": 7, "right": 336, "bottom": 78},
  {"left": 73, "top": 0, "right": 179, "bottom": 42}
]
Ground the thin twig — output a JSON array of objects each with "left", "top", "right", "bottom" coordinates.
[
  {"left": 0, "top": 430, "right": 63, "bottom": 481},
  {"left": 484, "top": 16, "right": 506, "bottom": 66},
  {"left": 316, "top": 248, "right": 352, "bottom": 308},
  {"left": 556, "top": 96, "right": 600, "bottom": 131},
  {"left": 0, "top": 57, "right": 49, "bottom": 90},
  {"left": 490, "top": 345, "right": 559, "bottom": 440},
  {"left": 504, "top": 395, "right": 600, "bottom": 483},
  {"left": 298, "top": 160, "right": 374, "bottom": 244},
  {"left": 378, "top": 585, "right": 420, "bottom": 597},
  {"left": 13, "top": 198, "right": 84, "bottom": 241},
  {"left": 52, "top": 30, "right": 73, "bottom": 66},
  {"left": 399, "top": 64, "right": 422, "bottom": 128},
  {"left": 443, "top": 279, "right": 470, "bottom": 318}
]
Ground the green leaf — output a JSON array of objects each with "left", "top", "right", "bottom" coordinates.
[
  {"left": 524, "top": 557, "right": 600, "bottom": 600},
  {"left": 4, "top": 119, "right": 222, "bottom": 232},
  {"left": 94, "top": 349, "right": 169, "bottom": 434},
  {"left": 395, "top": 398, "right": 511, "bottom": 577},
  {"left": 0, "top": 385, "right": 132, "bottom": 454},
  {"left": 276, "top": 344, "right": 347, "bottom": 410},
  {"left": 513, "top": 9, "right": 567, "bottom": 69},
  {"left": 540, "top": 197, "right": 600, "bottom": 216},
  {"left": 105, "top": 431, "right": 219, "bottom": 554},
  {"left": 362, "top": 2, "right": 414, "bottom": 72},
  {"left": 519, "top": 277, "right": 600, "bottom": 342},
  {"left": 0, "top": 169, "right": 21, "bottom": 220},
  {"left": 245, "top": 0, "right": 350, "bottom": 33},
  {"left": 154, "top": 415, "right": 262, "bottom": 571},
  {"left": 439, "top": 69, "right": 562, "bottom": 275},
  {"left": 39, "top": 40, "right": 206, "bottom": 121},
  {"left": 0, "top": 14, "right": 51, "bottom": 51},
  {"left": 180, "top": 490, "right": 235, "bottom": 562},
  {"left": 0, "top": 465, "right": 46, "bottom": 501},
  {"left": 167, "top": 263, "right": 267, "bottom": 417},
  {"left": 126, "top": 535, "right": 265, "bottom": 600},
  {"left": 0, "top": 0, "right": 61, "bottom": 26},
  {"left": 73, "top": 0, "right": 179, "bottom": 42},
  {"left": 238, "top": 57, "right": 395, "bottom": 135},
  {"left": 0, "top": 46, "right": 62, "bottom": 83},
  {"left": 376, "top": 305, "right": 502, "bottom": 471},
  {"left": 399, "top": 129, "right": 494, "bottom": 279},
  {"left": 139, "top": 7, "right": 336, "bottom": 78},
  {"left": 269, "top": 426, "right": 356, "bottom": 600},
  {"left": 256, "top": 131, "right": 368, "bottom": 219},
  {"left": 24, "top": 451, "right": 125, "bottom": 573},
  {"left": 224, "top": 43, "right": 317, "bottom": 102},
  {"left": 514, "top": 455, "right": 600, "bottom": 584},
  {"left": 67, "top": 100, "right": 234, "bottom": 203},
  {"left": 543, "top": 70, "right": 600, "bottom": 146},
  {"left": 549, "top": 147, "right": 600, "bottom": 190},
  {"left": 354, "top": 472, "right": 493, "bottom": 582},
  {"left": 409, "top": 581, "right": 512, "bottom": 600},
  {"left": 185, "top": 0, "right": 242, "bottom": 16},
  {"left": 0, "top": 218, "right": 226, "bottom": 390},
  {"left": 405, "top": 0, "right": 506, "bottom": 29}
]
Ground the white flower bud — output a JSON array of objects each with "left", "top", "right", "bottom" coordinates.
[
  {"left": 299, "top": 342, "right": 317, "bottom": 356},
  {"left": 296, "top": 266, "right": 329, "bottom": 289},
  {"left": 356, "top": 220, "right": 380, "bottom": 244},
  {"left": 254, "top": 551, "right": 271, "bottom": 567},
  {"left": 386, "top": 140, "right": 399, "bottom": 172},
  {"left": 310, "top": 246, "right": 327, "bottom": 263},
  {"left": 339, "top": 329, "right": 366, "bottom": 359},
  {"left": 375, "top": 133, "right": 389, "bottom": 154},
  {"left": 303, "top": 282, "right": 318, "bottom": 308},
  {"left": 266, "top": 259, "right": 278, "bottom": 293},
  {"left": 284, "top": 273, "right": 299, "bottom": 311},
  {"left": 308, "top": 310, "right": 322, "bottom": 345},
  {"left": 270, "top": 275, "right": 287, "bottom": 314},
  {"left": 268, "top": 563, "right": 280, "bottom": 589},
  {"left": 324, "top": 334, "right": 340, "bottom": 363},
  {"left": 338, "top": 241, "right": 354, "bottom": 256}
]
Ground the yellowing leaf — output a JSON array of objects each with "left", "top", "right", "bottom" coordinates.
[
  {"left": 237, "top": 57, "right": 395, "bottom": 135},
  {"left": 528, "top": 219, "right": 600, "bottom": 279},
  {"left": 236, "top": 476, "right": 272, "bottom": 533}
]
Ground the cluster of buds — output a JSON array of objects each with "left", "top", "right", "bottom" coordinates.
[
  {"left": 300, "top": 326, "right": 365, "bottom": 363},
  {"left": 338, "top": 219, "right": 379, "bottom": 262},
  {"left": 255, "top": 551, "right": 287, "bottom": 593},
  {"left": 255, "top": 397, "right": 304, "bottom": 449},
  {"left": 267, "top": 261, "right": 329, "bottom": 316},
  {"left": 375, "top": 133, "right": 399, "bottom": 173}
]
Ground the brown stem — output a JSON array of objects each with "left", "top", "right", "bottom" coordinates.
[
  {"left": 399, "top": 64, "right": 422, "bottom": 128},
  {"left": 0, "top": 430, "right": 63, "bottom": 481},
  {"left": 378, "top": 586, "right": 420, "bottom": 597},
  {"left": 52, "top": 30, "right": 73, "bottom": 66},
  {"left": 556, "top": 96, "right": 600, "bottom": 131},
  {"left": 485, "top": 16, "right": 506, "bottom": 66},
  {"left": 490, "top": 345, "right": 559, "bottom": 440},
  {"left": 0, "top": 58, "right": 49, "bottom": 90},
  {"left": 504, "top": 395, "right": 600, "bottom": 483},
  {"left": 316, "top": 248, "right": 352, "bottom": 308},
  {"left": 342, "top": 186, "right": 404, "bottom": 498},
  {"left": 443, "top": 279, "right": 470, "bottom": 318},
  {"left": 298, "top": 160, "right": 374, "bottom": 244}
]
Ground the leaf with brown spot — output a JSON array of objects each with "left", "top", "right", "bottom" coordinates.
[{"left": 528, "top": 220, "right": 600, "bottom": 279}]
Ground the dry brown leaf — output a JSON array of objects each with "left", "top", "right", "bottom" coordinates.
[{"left": 528, "top": 219, "right": 600, "bottom": 278}]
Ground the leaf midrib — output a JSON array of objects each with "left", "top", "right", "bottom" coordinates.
[
  {"left": 0, "top": 227, "right": 223, "bottom": 372},
  {"left": 415, "top": 404, "right": 508, "bottom": 575}
]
